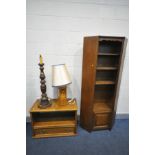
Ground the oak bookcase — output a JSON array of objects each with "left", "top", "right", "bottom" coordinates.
[{"left": 80, "top": 36, "right": 126, "bottom": 132}]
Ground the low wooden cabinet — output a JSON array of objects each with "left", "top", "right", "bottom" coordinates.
[
  {"left": 80, "top": 36, "right": 126, "bottom": 132},
  {"left": 30, "top": 99, "right": 78, "bottom": 138}
]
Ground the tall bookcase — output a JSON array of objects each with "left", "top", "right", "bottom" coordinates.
[{"left": 80, "top": 36, "right": 126, "bottom": 132}]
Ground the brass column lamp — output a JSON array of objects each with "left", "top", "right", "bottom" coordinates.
[{"left": 52, "top": 64, "right": 72, "bottom": 106}]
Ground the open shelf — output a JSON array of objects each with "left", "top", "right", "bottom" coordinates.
[
  {"left": 33, "top": 120, "right": 75, "bottom": 129},
  {"left": 96, "top": 67, "right": 118, "bottom": 70},
  {"left": 93, "top": 101, "right": 112, "bottom": 113},
  {"left": 99, "top": 40, "right": 122, "bottom": 55},
  {"left": 98, "top": 53, "right": 120, "bottom": 56},
  {"left": 95, "top": 81, "right": 115, "bottom": 85},
  {"left": 94, "top": 85, "right": 115, "bottom": 102},
  {"left": 96, "top": 70, "right": 117, "bottom": 81},
  {"left": 97, "top": 56, "right": 119, "bottom": 68},
  {"left": 32, "top": 111, "right": 75, "bottom": 122}
]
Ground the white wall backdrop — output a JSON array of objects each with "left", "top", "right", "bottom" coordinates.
[{"left": 26, "top": 0, "right": 129, "bottom": 116}]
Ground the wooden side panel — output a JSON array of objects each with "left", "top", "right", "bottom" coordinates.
[{"left": 80, "top": 37, "right": 98, "bottom": 131}]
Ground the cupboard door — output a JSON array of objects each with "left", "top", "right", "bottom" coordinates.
[
  {"left": 94, "top": 113, "right": 111, "bottom": 126},
  {"left": 80, "top": 37, "right": 98, "bottom": 130}
]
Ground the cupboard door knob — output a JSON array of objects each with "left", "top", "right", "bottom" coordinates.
[{"left": 91, "top": 64, "right": 94, "bottom": 67}]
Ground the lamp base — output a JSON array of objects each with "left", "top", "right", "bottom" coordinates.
[
  {"left": 56, "top": 99, "right": 68, "bottom": 106},
  {"left": 56, "top": 87, "right": 68, "bottom": 106},
  {"left": 38, "top": 99, "right": 51, "bottom": 109}
]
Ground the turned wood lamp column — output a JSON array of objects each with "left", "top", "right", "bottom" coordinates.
[
  {"left": 52, "top": 64, "right": 72, "bottom": 106},
  {"left": 38, "top": 55, "right": 51, "bottom": 108}
]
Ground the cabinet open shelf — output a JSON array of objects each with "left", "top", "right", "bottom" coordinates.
[
  {"left": 93, "top": 101, "right": 112, "bottom": 113},
  {"left": 33, "top": 120, "right": 75, "bottom": 129},
  {"left": 95, "top": 81, "right": 115, "bottom": 85}
]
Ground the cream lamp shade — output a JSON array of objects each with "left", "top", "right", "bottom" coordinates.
[{"left": 52, "top": 64, "right": 72, "bottom": 87}]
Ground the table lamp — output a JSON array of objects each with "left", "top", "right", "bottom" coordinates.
[{"left": 52, "top": 64, "right": 72, "bottom": 106}]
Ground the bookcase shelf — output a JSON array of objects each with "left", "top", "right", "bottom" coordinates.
[
  {"left": 97, "top": 55, "right": 119, "bottom": 68},
  {"left": 98, "top": 53, "right": 120, "bottom": 56},
  {"left": 95, "top": 81, "right": 115, "bottom": 85},
  {"left": 96, "top": 67, "right": 118, "bottom": 70},
  {"left": 80, "top": 36, "right": 126, "bottom": 132},
  {"left": 93, "top": 101, "right": 112, "bottom": 113}
]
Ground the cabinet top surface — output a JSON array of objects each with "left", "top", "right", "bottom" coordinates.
[{"left": 30, "top": 99, "right": 78, "bottom": 113}]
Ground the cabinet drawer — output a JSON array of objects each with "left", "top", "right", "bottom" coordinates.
[
  {"left": 94, "top": 113, "right": 111, "bottom": 126},
  {"left": 34, "top": 127, "right": 75, "bottom": 135}
]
